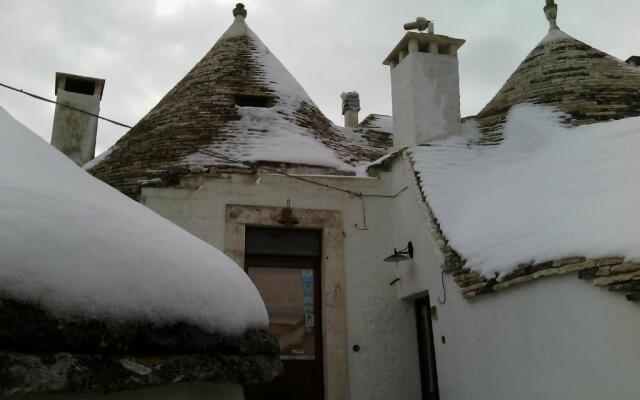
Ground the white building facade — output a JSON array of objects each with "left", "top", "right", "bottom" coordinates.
[{"left": 83, "top": 2, "right": 640, "bottom": 399}]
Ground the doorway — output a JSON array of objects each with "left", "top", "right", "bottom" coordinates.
[
  {"left": 415, "top": 295, "right": 440, "bottom": 400},
  {"left": 244, "top": 227, "right": 324, "bottom": 400}
]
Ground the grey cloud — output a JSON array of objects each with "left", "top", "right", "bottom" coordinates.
[{"left": 0, "top": 0, "right": 637, "bottom": 153}]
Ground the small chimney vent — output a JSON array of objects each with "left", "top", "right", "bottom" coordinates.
[
  {"left": 341, "top": 91, "right": 361, "bottom": 128},
  {"left": 51, "top": 72, "right": 105, "bottom": 166},
  {"left": 64, "top": 78, "right": 97, "bottom": 96}
]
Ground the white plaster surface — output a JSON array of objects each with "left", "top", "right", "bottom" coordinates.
[
  {"left": 141, "top": 172, "right": 422, "bottom": 400},
  {"left": 390, "top": 154, "right": 640, "bottom": 400},
  {"left": 344, "top": 109, "right": 359, "bottom": 128},
  {"left": 137, "top": 140, "right": 640, "bottom": 399},
  {"left": 390, "top": 52, "right": 461, "bottom": 148},
  {"left": 51, "top": 90, "right": 100, "bottom": 166}
]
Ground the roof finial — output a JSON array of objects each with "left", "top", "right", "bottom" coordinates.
[
  {"left": 544, "top": 0, "right": 559, "bottom": 31},
  {"left": 233, "top": 3, "right": 247, "bottom": 19}
]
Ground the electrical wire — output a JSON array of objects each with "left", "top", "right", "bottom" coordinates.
[
  {"left": 6, "top": 80, "right": 421, "bottom": 259},
  {"left": 437, "top": 269, "right": 447, "bottom": 305},
  {"left": 192, "top": 147, "right": 364, "bottom": 196},
  {"left": 1, "top": 81, "right": 408, "bottom": 200},
  {"left": 0, "top": 82, "right": 133, "bottom": 129}
]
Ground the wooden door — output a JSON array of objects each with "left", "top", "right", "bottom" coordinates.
[
  {"left": 415, "top": 296, "right": 440, "bottom": 400},
  {"left": 244, "top": 228, "right": 324, "bottom": 400}
]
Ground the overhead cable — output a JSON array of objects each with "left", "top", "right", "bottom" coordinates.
[{"left": 0, "top": 82, "right": 132, "bottom": 129}]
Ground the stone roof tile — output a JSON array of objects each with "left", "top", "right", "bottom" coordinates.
[
  {"left": 476, "top": 31, "right": 640, "bottom": 144},
  {"left": 89, "top": 16, "right": 382, "bottom": 198}
]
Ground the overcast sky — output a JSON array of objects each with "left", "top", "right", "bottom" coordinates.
[{"left": 1, "top": 0, "right": 638, "bottom": 154}]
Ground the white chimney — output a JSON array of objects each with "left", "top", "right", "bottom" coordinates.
[
  {"left": 51, "top": 73, "right": 105, "bottom": 166},
  {"left": 383, "top": 21, "right": 465, "bottom": 147},
  {"left": 341, "top": 91, "right": 361, "bottom": 128}
]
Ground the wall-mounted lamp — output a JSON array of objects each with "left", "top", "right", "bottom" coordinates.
[
  {"left": 384, "top": 241, "right": 414, "bottom": 263},
  {"left": 278, "top": 199, "right": 299, "bottom": 226}
]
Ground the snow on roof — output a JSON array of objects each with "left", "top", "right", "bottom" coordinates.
[
  {"left": 81, "top": 144, "right": 117, "bottom": 170},
  {"left": 537, "top": 28, "right": 573, "bottom": 46},
  {"left": 184, "top": 26, "right": 354, "bottom": 172},
  {"left": 412, "top": 103, "right": 640, "bottom": 279},
  {"left": 359, "top": 114, "right": 394, "bottom": 135},
  {"left": 89, "top": 15, "right": 383, "bottom": 198},
  {"left": 345, "top": 114, "right": 394, "bottom": 159},
  {"left": 354, "top": 151, "right": 398, "bottom": 177},
  {"left": 477, "top": 30, "right": 640, "bottom": 143},
  {"left": 0, "top": 105, "right": 267, "bottom": 333}
]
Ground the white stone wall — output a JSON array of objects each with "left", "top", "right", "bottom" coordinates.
[
  {"left": 136, "top": 156, "right": 640, "bottom": 400},
  {"left": 389, "top": 155, "right": 640, "bottom": 400},
  {"left": 141, "top": 172, "right": 422, "bottom": 400},
  {"left": 51, "top": 90, "right": 100, "bottom": 166},
  {"left": 390, "top": 52, "right": 461, "bottom": 147}
]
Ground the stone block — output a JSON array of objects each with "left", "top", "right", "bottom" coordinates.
[
  {"left": 610, "top": 263, "right": 640, "bottom": 273},
  {"left": 608, "top": 280, "right": 640, "bottom": 292},
  {"left": 552, "top": 257, "right": 586, "bottom": 267},
  {"left": 593, "top": 271, "right": 640, "bottom": 287}
]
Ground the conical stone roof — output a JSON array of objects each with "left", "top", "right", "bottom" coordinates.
[
  {"left": 476, "top": 28, "right": 640, "bottom": 144},
  {"left": 89, "top": 8, "right": 380, "bottom": 199}
]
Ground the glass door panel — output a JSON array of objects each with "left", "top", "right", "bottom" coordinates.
[{"left": 248, "top": 267, "right": 316, "bottom": 360}]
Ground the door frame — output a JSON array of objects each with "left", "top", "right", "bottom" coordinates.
[{"left": 225, "top": 204, "right": 348, "bottom": 400}]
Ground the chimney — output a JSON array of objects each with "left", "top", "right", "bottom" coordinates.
[
  {"left": 383, "top": 19, "right": 465, "bottom": 147},
  {"left": 341, "top": 91, "right": 361, "bottom": 128},
  {"left": 51, "top": 72, "right": 105, "bottom": 166},
  {"left": 626, "top": 56, "right": 640, "bottom": 68}
]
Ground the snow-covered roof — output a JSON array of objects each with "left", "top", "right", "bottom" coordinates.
[
  {"left": 476, "top": 28, "right": 640, "bottom": 144},
  {"left": 359, "top": 114, "right": 393, "bottom": 136},
  {"left": 0, "top": 105, "right": 267, "bottom": 334},
  {"left": 410, "top": 21, "right": 640, "bottom": 300},
  {"left": 88, "top": 11, "right": 385, "bottom": 199},
  {"left": 413, "top": 103, "right": 640, "bottom": 279}
]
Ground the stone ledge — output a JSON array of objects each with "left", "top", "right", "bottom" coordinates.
[
  {"left": 449, "top": 257, "right": 640, "bottom": 302},
  {"left": 0, "top": 299, "right": 278, "bottom": 357},
  {"left": 0, "top": 351, "right": 283, "bottom": 396}
]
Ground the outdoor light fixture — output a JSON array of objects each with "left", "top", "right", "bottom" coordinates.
[
  {"left": 278, "top": 199, "right": 299, "bottom": 226},
  {"left": 384, "top": 241, "right": 414, "bottom": 263}
]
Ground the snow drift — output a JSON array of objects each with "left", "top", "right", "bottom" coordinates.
[{"left": 0, "top": 105, "right": 267, "bottom": 333}]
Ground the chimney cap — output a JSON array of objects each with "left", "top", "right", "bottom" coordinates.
[
  {"left": 404, "top": 17, "right": 431, "bottom": 32},
  {"left": 54, "top": 72, "right": 106, "bottom": 100},
  {"left": 341, "top": 91, "right": 361, "bottom": 115},
  {"left": 382, "top": 32, "right": 465, "bottom": 66}
]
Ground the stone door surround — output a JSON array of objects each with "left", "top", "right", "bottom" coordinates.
[{"left": 225, "top": 204, "right": 348, "bottom": 400}]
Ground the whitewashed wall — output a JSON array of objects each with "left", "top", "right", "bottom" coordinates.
[
  {"left": 390, "top": 52, "right": 461, "bottom": 147},
  {"left": 51, "top": 90, "right": 100, "bottom": 166},
  {"left": 388, "top": 154, "right": 640, "bottom": 400},
  {"left": 141, "top": 172, "right": 421, "bottom": 400}
]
